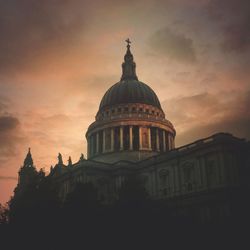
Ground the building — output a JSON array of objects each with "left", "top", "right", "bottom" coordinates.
[{"left": 14, "top": 40, "right": 250, "bottom": 221}]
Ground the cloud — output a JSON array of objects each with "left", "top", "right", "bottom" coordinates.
[
  {"left": 177, "top": 115, "right": 250, "bottom": 146},
  {"left": 162, "top": 90, "right": 250, "bottom": 146},
  {"left": 0, "top": 115, "right": 26, "bottom": 165},
  {"left": 0, "top": 176, "right": 17, "bottom": 181},
  {"left": 148, "top": 27, "right": 196, "bottom": 63},
  {"left": 0, "top": 116, "right": 20, "bottom": 132},
  {"left": 207, "top": 0, "right": 250, "bottom": 53},
  {"left": 0, "top": 0, "right": 88, "bottom": 74}
]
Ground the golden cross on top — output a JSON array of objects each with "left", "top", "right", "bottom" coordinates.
[{"left": 126, "top": 38, "right": 131, "bottom": 47}]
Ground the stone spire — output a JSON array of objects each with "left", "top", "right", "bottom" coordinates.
[
  {"left": 121, "top": 38, "right": 138, "bottom": 81},
  {"left": 24, "top": 148, "right": 33, "bottom": 167}
]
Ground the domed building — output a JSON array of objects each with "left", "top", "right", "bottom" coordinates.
[
  {"left": 86, "top": 40, "right": 175, "bottom": 163},
  {"left": 13, "top": 40, "right": 250, "bottom": 222}
]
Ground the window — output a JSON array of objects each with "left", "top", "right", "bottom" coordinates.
[
  {"left": 182, "top": 164, "right": 195, "bottom": 191},
  {"left": 187, "top": 183, "right": 193, "bottom": 191},
  {"left": 139, "top": 108, "right": 143, "bottom": 112},
  {"left": 132, "top": 107, "right": 136, "bottom": 112},
  {"left": 111, "top": 109, "right": 115, "bottom": 114},
  {"left": 183, "top": 167, "right": 192, "bottom": 182},
  {"left": 163, "top": 188, "right": 168, "bottom": 196},
  {"left": 159, "top": 169, "right": 169, "bottom": 187},
  {"left": 207, "top": 160, "right": 217, "bottom": 186},
  {"left": 146, "top": 109, "right": 149, "bottom": 113},
  {"left": 124, "top": 107, "right": 129, "bottom": 112}
]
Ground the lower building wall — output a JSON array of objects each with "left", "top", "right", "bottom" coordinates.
[{"left": 91, "top": 150, "right": 159, "bottom": 163}]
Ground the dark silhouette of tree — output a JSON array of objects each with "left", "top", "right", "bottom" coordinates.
[
  {"left": 9, "top": 176, "right": 60, "bottom": 226},
  {"left": 63, "top": 182, "right": 100, "bottom": 226},
  {"left": 0, "top": 203, "right": 9, "bottom": 225}
]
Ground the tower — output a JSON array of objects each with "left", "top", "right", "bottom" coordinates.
[
  {"left": 16, "top": 148, "right": 38, "bottom": 190},
  {"left": 86, "top": 40, "right": 176, "bottom": 163}
]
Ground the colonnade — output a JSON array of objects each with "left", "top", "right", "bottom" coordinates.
[{"left": 88, "top": 125, "right": 174, "bottom": 158}]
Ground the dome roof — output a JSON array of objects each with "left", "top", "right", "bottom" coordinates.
[
  {"left": 99, "top": 79, "right": 162, "bottom": 110},
  {"left": 99, "top": 39, "right": 162, "bottom": 111}
]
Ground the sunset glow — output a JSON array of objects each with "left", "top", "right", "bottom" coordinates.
[{"left": 0, "top": 0, "right": 249, "bottom": 203}]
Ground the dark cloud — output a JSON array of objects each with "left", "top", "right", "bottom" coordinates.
[
  {"left": 207, "top": 0, "right": 250, "bottom": 53},
  {"left": 0, "top": 115, "right": 26, "bottom": 165},
  {"left": 162, "top": 90, "right": 250, "bottom": 146},
  {"left": 148, "top": 27, "right": 196, "bottom": 63},
  {"left": 0, "top": 116, "right": 19, "bottom": 132},
  {"left": 177, "top": 116, "right": 250, "bottom": 146},
  {"left": 0, "top": 176, "right": 17, "bottom": 181},
  {"left": 0, "top": 0, "right": 89, "bottom": 73}
]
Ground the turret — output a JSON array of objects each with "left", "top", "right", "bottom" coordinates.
[{"left": 16, "top": 148, "right": 39, "bottom": 193}]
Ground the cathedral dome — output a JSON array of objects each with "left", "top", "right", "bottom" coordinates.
[
  {"left": 86, "top": 39, "right": 176, "bottom": 164},
  {"left": 99, "top": 38, "right": 161, "bottom": 111},
  {"left": 99, "top": 79, "right": 162, "bottom": 111}
]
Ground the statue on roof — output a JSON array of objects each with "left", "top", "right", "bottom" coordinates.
[
  {"left": 58, "top": 153, "right": 63, "bottom": 165},
  {"left": 79, "top": 153, "right": 85, "bottom": 161},
  {"left": 68, "top": 156, "right": 72, "bottom": 166}
]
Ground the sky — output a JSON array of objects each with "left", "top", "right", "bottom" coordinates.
[{"left": 0, "top": 0, "right": 250, "bottom": 204}]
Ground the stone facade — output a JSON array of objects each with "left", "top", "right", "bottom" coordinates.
[{"left": 52, "top": 133, "right": 249, "bottom": 204}]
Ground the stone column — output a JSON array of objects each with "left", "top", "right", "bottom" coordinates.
[
  {"left": 199, "top": 156, "right": 207, "bottom": 189},
  {"left": 103, "top": 129, "right": 106, "bottom": 153},
  {"left": 219, "top": 151, "right": 226, "bottom": 185},
  {"left": 139, "top": 126, "right": 142, "bottom": 150},
  {"left": 96, "top": 132, "right": 99, "bottom": 154},
  {"left": 87, "top": 136, "right": 90, "bottom": 158},
  {"left": 168, "top": 133, "right": 171, "bottom": 150},
  {"left": 90, "top": 135, "right": 94, "bottom": 156},
  {"left": 148, "top": 127, "right": 152, "bottom": 150},
  {"left": 156, "top": 128, "right": 160, "bottom": 151},
  {"left": 111, "top": 128, "right": 114, "bottom": 151},
  {"left": 129, "top": 125, "right": 133, "bottom": 150},
  {"left": 172, "top": 136, "right": 175, "bottom": 149},
  {"left": 120, "top": 126, "right": 124, "bottom": 150},
  {"left": 163, "top": 130, "right": 166, "bottom": 152}
]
